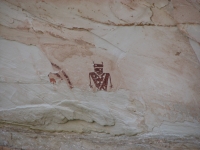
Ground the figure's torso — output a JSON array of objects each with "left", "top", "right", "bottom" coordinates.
[{"left": 89, "top": 72, "right": 110, "bottom": 91}]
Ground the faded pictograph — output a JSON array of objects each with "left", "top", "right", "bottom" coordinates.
[
  {"left": 48, "top": 63, "right": 73, "bottom": 89},
  {"left": 48, "top": 61, "right": 112, "bottom": 91},
  {"left": 89, "top": 62, "right": 112, "bottom": 91}
]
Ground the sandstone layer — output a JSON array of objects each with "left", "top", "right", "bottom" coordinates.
[{"left": 0, "top": 0, "right": 200, "bottom": 149}]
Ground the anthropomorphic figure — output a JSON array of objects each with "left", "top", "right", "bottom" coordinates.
[{"left": 89, "top": 62, "right": 112, "bottom": 91}]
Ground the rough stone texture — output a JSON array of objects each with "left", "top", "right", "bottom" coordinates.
[
  {"left": 1, "top": 125, "right": 200, "bottom": 150},
  {"left": 0, "top": 0, "right": 200, "bottom": 149}
]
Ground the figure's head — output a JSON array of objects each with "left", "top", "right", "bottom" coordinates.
[{"left": 93, "top": 62, "right": 103, "bottom": 75}]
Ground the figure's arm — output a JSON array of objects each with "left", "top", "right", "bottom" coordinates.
[
  {"left": 109, "top": 74, "right": 113, "bottom": 88},
  {"left": 62, "top": 70, "right": 73, "bottom": 89},
  {"left": 89, "top": 73, "right": 93, "bottom": 88}
]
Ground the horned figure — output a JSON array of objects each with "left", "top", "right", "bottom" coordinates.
[{"left": 89, "top": 62, "right": 112, "bottom": 91}]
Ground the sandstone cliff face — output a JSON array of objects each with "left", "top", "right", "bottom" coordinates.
[{"left": 0, "top": 0, "right": 200, "bottom": 142}]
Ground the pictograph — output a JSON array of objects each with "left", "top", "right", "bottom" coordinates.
[{"left": 89, "top": 62, "right": 112, "bottom": 91}]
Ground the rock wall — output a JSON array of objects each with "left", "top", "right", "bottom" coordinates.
[{"left": 0, "top": 0, "right": 200, "bottom": 139}]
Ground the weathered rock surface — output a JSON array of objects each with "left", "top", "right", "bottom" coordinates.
[
  {"left": 0, "top": 0, "right": 200, "bottom": 149},
  {"left": 1, "top": 125, "right": 200, "bottom": 150}
]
